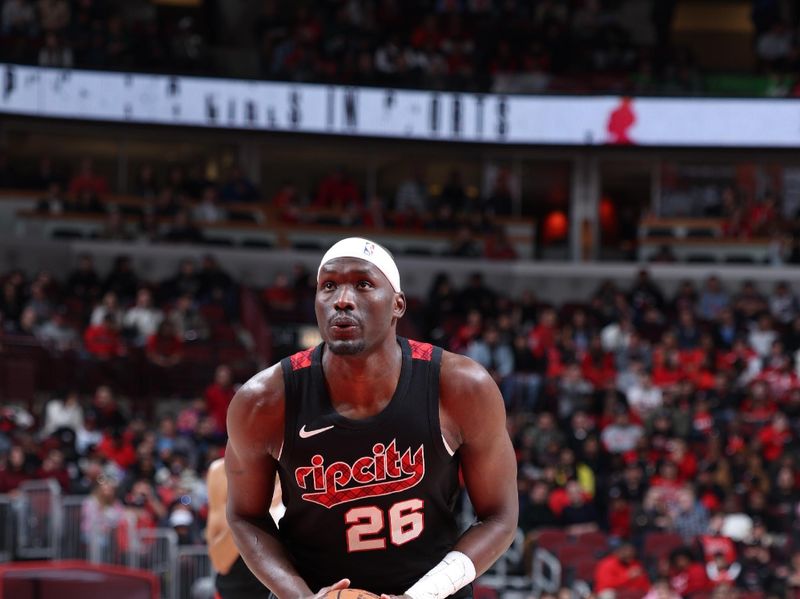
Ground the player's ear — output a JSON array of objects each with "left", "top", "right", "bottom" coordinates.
[{"left": 393, "top": 292, "right": 406, "bottom": 319}]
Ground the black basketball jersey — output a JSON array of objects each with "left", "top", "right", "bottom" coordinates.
[
  {"left": 215, "top": 556, "right": 271, "bottom": 599},
  {"left": 278, "top": 336, "right": 469, "bottom": 597}
]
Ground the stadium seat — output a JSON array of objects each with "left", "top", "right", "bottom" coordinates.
[
  {"left": 227, "top": 210, "right": 258, "bottom": 223},
  {"left": 473, "top": 585, "right": 499, "bottom": 599},
  {"left": 686, "top": 254, "right": 716, "bottom": 263},
  {"left": 644, "top": 227, "right": 673, "bottom": 238},
  {"left": 203, "top": 237, "right": 234, "bottom": 246},
  {"left": 724, "top": 255, "right": 755, "bottom": 264},
  {"left": 241, "top": 239, "right": 273, "bottom": 248},
  {"left": 404, "top": 247, "right": 434, "bottom": 256},
  {"left": 200, "top": 304, "right": 227, "bottom": 325},
  {"left": 52, "top": 228, "right": 85, "bottom": 239},
  {"left": 572, "top": 530, "right": 609, "bottom": 552},
  {"left": 643, "top": 531, "right": 684, "bottom": 561},
  {"left": 292, "top": 241, "right": 323, "bottom": 250},
  {"left": 568, "top": 556, "right": 597, "bottom": 584},
  {"left": 557, "top": 544, "right": 598, "bottom": 565},
  {"left": 119, "top": 205, "right": 144, "bottom": 217},
  {"left": 685, "top": 228, "right": 716, "bottom": 238},
  {"left": 535, "top": 529, "right": 569, "bottom": 554}
]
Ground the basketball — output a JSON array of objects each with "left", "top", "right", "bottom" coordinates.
[{"left": 321, "top": 589, "right": 381, "bottom": 599}]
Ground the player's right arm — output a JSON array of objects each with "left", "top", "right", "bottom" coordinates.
[{"left": 225, "top": 364, "right": 349, "bottom": 599}]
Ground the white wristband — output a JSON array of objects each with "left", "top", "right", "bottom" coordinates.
[{"left": 404, "top": 551, "right": 476, "bottom": 599}]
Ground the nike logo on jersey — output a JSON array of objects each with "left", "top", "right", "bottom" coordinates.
[{"left": 299, "top": 424, "right": 335, "bottom": 439}]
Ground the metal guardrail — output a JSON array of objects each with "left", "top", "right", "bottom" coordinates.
[
  {"left": 4, "top": 481, "right": 538, "bottom": 599},
  {"left": 531, "top": 548, "right": 562, "bottom": 595},
  {"left": 0, "top": 496, "right": 12, "bottom": 562},
  {"left": 15, "top": 479, "right": 62, "bottom": 559},
  {"left": 59, "top": 494, "right": 87, "bottom": 560},
  {"left": 174, "top": 545, "right": 214, "bottom": 599},
  {"left": 88, "top": 511, "right": 139, "bottom": 568},
  {"left": 136, "top": 528, "right": 179, "bottom": 599}
]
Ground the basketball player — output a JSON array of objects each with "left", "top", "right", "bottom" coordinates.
[
  {"left": 206, "top": 458, "right": 282, "bottom": 598},
  {"left": 225, "top": 237, "right": 518, "bottom": 598}
]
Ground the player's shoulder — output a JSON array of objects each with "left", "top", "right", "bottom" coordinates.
[
  {"left": 231, "top": 361, "right": 285, "bottom": 410},
  {"left": 227, "top": 362, "right": 287, "bottom": 457},
  {"left": 439, "top": 350, "right": 506, "bottom": 438},
  {"left": 209, "top": 457, "right": 225, "bottom": 473},
  {"left": 207, "top": 457, "right": 226, "bottom": 488},
  {"left": 440, "top": 349, "right": 496, "bottom": 391},
  {"left": 227, "top": 362, "right": 285, "bottom": 439}
]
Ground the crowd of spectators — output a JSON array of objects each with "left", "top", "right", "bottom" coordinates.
[
  {"left": 3, "top": 255, "right": 800, "bottom": 596},
  {"left": 3, "top": 0, "right": 799, "bottom": 97},
  {"left": 0, "top": 251, "right": 249, "bottom": 401},
  {"left": 1, "top": 0, "right": 207, "bottom": 73},
  {"left": 652, "top": 181, "right": 800, "bottom": 267},
  {"left": 428, "top": 269, "right": 800, "bottom": 598},
  {"left": 0, "top": 153, "right": 524, "bottom": 259}
]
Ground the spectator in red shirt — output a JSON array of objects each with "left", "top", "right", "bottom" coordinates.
[
  {"left": 83, "top": 313, "right": 126, "bottom": 359},
  {"left": 146, "top": 321, "right": 183, "bottom": 368},
  {"left": 758, "top": 412, "right": 792, "bottom": 461},
  {"left": 36, "top": 448, "right": 71, "bottom": 491},
  {"left": 529, "top": 307, "right": 558, "bottom": 358},
  {"left": 650, "top": 461, "right": 685, "bottom": 504},
  {"left": 669, "top": 547, "right": 711, "bottom": 597},
  {"left": 314, "top": 168, "right": 362, "bottom": 210},
  {"left": 699, "top": 515, "right": 738, "bottom": 565},
  {"left": 68, "top": 157, "right": 109, "bottom": 198},
  {"left": 410, "top": 14, "right": 441, "bottom": 49},
  {"left": 484, "top": 228, "right": 518, "bottom": 260},
  {"left": 270, "top": 180, "right": 300, "bottom": 223},
  {"left": 595, "top": 542, "right": 651, "bottom": 596},
  {"left": 581, "top": 335, "right": 616, "bottom": 388},
  {"left": 607, "top": 495, "right": 632, "bottom": 539},
  {"left": 98, "top": 430, "right": 137, "bottom": 470},
  {"left": 205, "top": 364, "right": 236, "bottom": 434},
  {"left": 741, "top": 381, "right": 778, "bottom": 431},
  {"left": 263, "top": 273, "right": 296, "bottom": 319},
  {"left": 653, "top": 349, "right": 685, "bottom": 388},
  {"left": 666, "top": 439, "right": 698, "bottom": 481}
]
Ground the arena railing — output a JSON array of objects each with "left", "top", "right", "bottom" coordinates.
[
  {"left": 531, "top": 548, "right": 562, "bottom": 596},
  {"left": 59, "top": 494, "right": 88, "bottom": 560},
  {"left": 174, "top": 544, "right": 213, "bottom": 599},
  {"left": 135, "top": 528, "right": 180, "bottom": 599},
  {"left": 5, "top": 479, "right": 532, "bottom": 599},
  {"left": 0, "top": 496, "right": 12, "bottom": 563},
  {"left": 15, "top": 479, "right": 62, "bottom": 560}
]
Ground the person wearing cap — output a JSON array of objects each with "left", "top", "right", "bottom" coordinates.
[{"left": 225, "top": 237, "right": 518, "bottom": 599}]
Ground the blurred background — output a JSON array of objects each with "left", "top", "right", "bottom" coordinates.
[{"left": 1, "top": 1, "right": 800, "bottom": 598}]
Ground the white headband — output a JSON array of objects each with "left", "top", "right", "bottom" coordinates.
[{"left": 317, "top": 237, "right": 402, "bottom": 293}]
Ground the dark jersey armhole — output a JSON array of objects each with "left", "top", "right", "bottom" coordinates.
[
  {"left": 279, "top": 358, "right": 298, "bottom": 462},
  {"left": 427, "top": 346, "right": 455, "bottom": 462}
]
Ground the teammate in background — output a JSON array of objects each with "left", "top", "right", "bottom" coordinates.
[
  {"left": 206, "top": 458, "right": 282, "bottom": 599},
  {"left": 225, "top": 237, "right": 518, "bottom": 598}
]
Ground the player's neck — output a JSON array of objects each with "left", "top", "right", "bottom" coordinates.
[{"left": 323, "top": 336, "right": 402, "bottom": 409}]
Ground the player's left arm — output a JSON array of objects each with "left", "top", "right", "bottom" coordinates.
[
  {"left": 382, "top": 352, "right": 518, "bottom": 599},
  {"left": 443, "top": 352, "right": 519, "bottom": 572}
]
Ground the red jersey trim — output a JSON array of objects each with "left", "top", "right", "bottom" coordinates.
[
  {"left": 290, "top": 348, "right": 314, "bottom": 371},
  {"left": 408, "top": 339, "right": 433, "bottom": 361}
]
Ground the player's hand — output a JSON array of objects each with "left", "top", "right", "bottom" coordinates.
[{"left": 312, "top": 578, "right": 350, "bottom": 599}]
